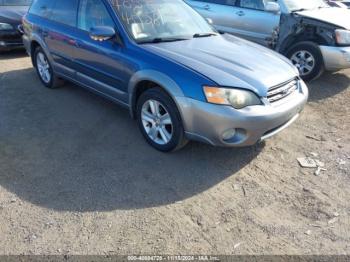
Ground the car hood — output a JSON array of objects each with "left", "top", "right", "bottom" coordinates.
[
  {"left": 296, "top": 8, "right": 350, "bottom": 30},
  {"left": 141, "top": 34, "right": 298, "bottom": 96},
  {"left": 0, "top": 6, "right": 27, "bottom": 25}
]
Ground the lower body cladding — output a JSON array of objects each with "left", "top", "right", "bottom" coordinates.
[
  {"left": 320, "top": 45, "right": 350, "bottom": 71},
  {"left": 0, "top": 31, "right": 23, "bottom": 51},
  {"left": 177, "top": 81, "right": 308, "bottom": 147}
]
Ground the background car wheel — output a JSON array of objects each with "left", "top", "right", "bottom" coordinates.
[
  {"left": 136, "top": 88, "right": 188, "bottom": 152},
  {"left": 286, "top": 41, "right": 324, "bottom": 82},
  {"left": 34, "top": 47, "right": 64, "bottom": 89}
]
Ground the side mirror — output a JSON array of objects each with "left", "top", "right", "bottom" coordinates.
[
  {"left": 265, "top": 2, "right": 280, "bottom": 13},
  {"left": 89, "top": 26, "right": 116, "bottom": 42}
]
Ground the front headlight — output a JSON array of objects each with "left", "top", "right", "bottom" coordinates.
[
  {"left": 0, "top": 23, "right": 14, "bottom": 30},
  {"left": 335, "top": 29, "right": 350, "bottom": 45},
  {"left": 203, "top": 86, "right": 262, "bottom": 109}
]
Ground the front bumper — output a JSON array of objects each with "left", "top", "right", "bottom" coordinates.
[
  {"left": 176, "top": 81, "right": 308, "bottom": 147},
  {"left": 0, "top": 30, "right": 23, "bottom": 51},
  {"left": 319, "top": 45, "right": 350, "bottom": 71}
]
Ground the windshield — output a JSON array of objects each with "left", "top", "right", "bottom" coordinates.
[
  {"left": 284, "top": 0, "right": 329, "bottom": 11},
  {"left": 109, "top": 0, "right": 216, "bottom": 43},
  {"left": 0, "top": 0, "right": 31, "bottom": 5}
]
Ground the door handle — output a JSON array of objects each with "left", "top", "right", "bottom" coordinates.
[
  {"left": 236, "top": 11, "right": 245, "bottom": 16},
  {"left": 203, "top": 4, "right": 210, "bottom": 10}
]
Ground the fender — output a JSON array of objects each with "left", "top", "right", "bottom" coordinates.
[
  {"left": 128, "top": 70, "right": 185, "bottom": 118},
  {"left": 276, "top": 14, "right": 337, "bottom": 54}
]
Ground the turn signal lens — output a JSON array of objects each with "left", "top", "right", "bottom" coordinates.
[
  {"left": 335, "top": 29, "right": 350, "bottom": 45},
  {"left": 203, "top": 86, "right": 228, "bottom": 104}
]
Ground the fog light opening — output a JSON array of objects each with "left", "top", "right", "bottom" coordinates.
[{"left": 222, "top": 129, "right": 236, "bottom": 141}]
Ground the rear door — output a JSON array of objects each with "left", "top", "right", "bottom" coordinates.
[
  {"left": 186, "top": 0, "right": 242, "bottom": 34},
  {"left": 235, "top": 0, "right": 280, "bottom": 46},
  {"left": 42, "top": 0, "right": 79, "bottom": 78}
]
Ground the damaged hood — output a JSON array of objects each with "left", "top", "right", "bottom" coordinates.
[
  {"left": 296, "top": 8, "right": 350, "bottom": 30},
  {"left": 142, "top": 34, "right": 298, "bottom": 96}
]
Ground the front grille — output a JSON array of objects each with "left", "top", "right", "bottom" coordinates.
[{"left": 267, "top": 78, "right": 299, "bottom": 103}]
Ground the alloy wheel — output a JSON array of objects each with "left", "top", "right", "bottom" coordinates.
[
  {"left": 141, "top": 99, "right": 173, "bottom": 145},
  {"left": 36, "top": 52, "right": 51, "bottom": 84},
  {"left": 290, "top": 50, "right": 315, "bottom": 76}
]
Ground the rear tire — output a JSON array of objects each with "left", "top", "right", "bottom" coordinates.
[
  {"left": 136, "top": 88, "right": 188, "bottom": 152},
  {"left": 34, "top": 47, "right": 64, "bottom": 89},
  {"left": 286, "top": 41, "right": 324, "bottom": 82}
]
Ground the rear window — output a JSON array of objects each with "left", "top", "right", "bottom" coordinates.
[{"left": 29, "top": 0, "right": 79, "bottom": 27}]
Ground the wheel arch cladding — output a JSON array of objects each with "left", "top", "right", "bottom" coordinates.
[
  {"left": 128, "top": 70, "right": 185, "bottom": 118},
  {"left": 29, "top": 34, "right": 54, "bottom": 66},
  {"left": 30, "top": 40, "right": 40, "bottom": 66}
]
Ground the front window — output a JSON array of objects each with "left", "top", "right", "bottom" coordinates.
[
  {"left": 240, "top": 0, "right": 265, "bottom": 10},
  {"left": 78, "top": 0, "right": 115, "bottom": 31},
  {"left": 284, "top": 0, "right": 329, "bottom": 11},
  {"left": 109, "top": 0, "right": 216, "bottom": 43},
  {"left": 0, "top": 0, "right": 31, "bottom": 6}
]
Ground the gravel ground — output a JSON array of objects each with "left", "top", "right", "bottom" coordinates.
[{"left": 0, "top": 50, "right": 349, "bottom": 255}]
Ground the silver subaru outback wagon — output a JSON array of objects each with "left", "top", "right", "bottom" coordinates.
[{"left": 23, "top": 0, "right": 308, "bottom": 152}]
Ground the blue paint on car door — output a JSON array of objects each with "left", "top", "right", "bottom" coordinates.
[
  {"left": 41, "top": 0, "right": 79, "bottom": 78},
  {"left": 70, "top": 0, "right": 133, "bottom": 104}
]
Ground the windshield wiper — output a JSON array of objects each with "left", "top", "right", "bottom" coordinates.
[
  {"left": 292, "top": 6, "right": 329, "bottom": 13},
  {"left": 138, "top": 37, "right": 190, "bottom": 44},
  {"left": 193, "top": 32, "right": 218, "bottom": 38}
]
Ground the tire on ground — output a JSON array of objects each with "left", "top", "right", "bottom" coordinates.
[
  {"left": 33, "top": 46, "right": 64, "bottom": 89},
  {"left": 286, "top": 41, "right": 324, "bottom": 82},
  {"left": 136, "top": 87, "right": 188, "bottom": 152}
]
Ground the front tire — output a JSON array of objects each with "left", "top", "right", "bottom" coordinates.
[
  {"left": 136, "top": 88, "right": 188, "bottom": 152},
  {"left": 34, "top": 47, "right": 63, "bottom": 89},
  {"left": 286, "top": 41, "right": 324, "bottom": 82}
]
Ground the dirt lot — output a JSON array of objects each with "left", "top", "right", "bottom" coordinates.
[{"left": 0, "top": 50, "right": 349, "bottom": 255}]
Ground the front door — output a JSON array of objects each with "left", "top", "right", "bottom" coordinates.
[{"left": 71, "top": 0, "right": 130, "bottom": 105}]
